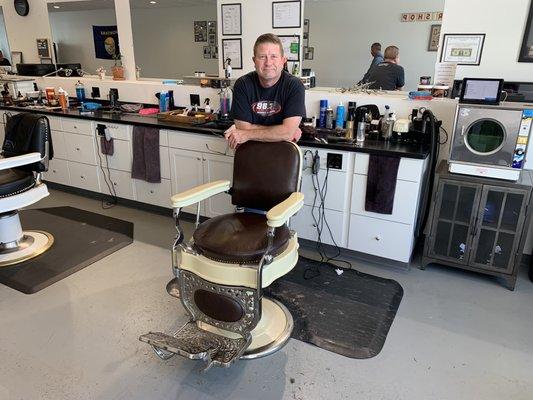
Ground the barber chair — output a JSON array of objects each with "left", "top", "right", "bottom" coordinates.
[
  {"left": 0, "top": 113, "right": 54, "bottom": 267},
  {"left": 140, "top": 141, "right": 304, "bottom": 370}
]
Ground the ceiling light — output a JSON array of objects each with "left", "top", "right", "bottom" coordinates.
[
  {"left": 53, "top": 5, "right": 60, "bottom": 8},
  {"left": 149, "top": 1, "right": 157, "bottom": 4}
]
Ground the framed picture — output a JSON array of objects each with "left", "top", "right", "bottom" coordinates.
[
  {"left": 221, "top": 3, "right": 241, "bottom": 35},
  {"left": 36, "top": 38, "right": 51, "bottom": 58},
  {"left": 278, "top": 35, "right": 300, "bottom": 61},
  {"left": 207, "top": 20, "right": 216, "bottom": 35},
  {"left": 440, "top": 33, "right": 485, "bottom": 65},
  {"left": 304, "top": 46, "right": 314, "bottom": 60},
  {"left": 203, "top": 46, "right": 211, "bottom": 59},
  {"left": 11, "top": 51, "right": 22, "bottom": 66},
  {"left": 272, "top": 1, "right": 301, "bottom": 28},
  {"left": 208, "top": 33, "right": 216, "bottom": 46},
  {"left": 428, "top": 24, "right": 441, "bottom": 52},
  {"left": 519, "top": 1, "right": 533, "bottom": 62},
  {"left": 211, "top": 45, "right": 218, "bottom": 59},
  {"left": 222, "top": 38, "right": 242, "bottom": 69},
  {"left": 194, "top": 21, "right": 207, "bottom": 42}
]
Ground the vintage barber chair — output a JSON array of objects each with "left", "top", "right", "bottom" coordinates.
[
  {"left": 140, "top": 141, "right": 304, "bottom": 370},
  {"left": 0, "top": 113, "right": 54, "bottom": 266}
]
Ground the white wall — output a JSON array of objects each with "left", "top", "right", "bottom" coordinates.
[
  {"left": 131, "top": 3, "right": 218, "bottom": 79},
  {"left": 49, "top": 9, "right": 118, "bottom": 72},
  {"left": 440, "top": 0, "right": 532, "bottom": 81},
  {"left": 303, "top": 0, "right": 444, "bottom": 91},
  {"left": 217, "top": 0, "right": 304, "bottom": 78}
]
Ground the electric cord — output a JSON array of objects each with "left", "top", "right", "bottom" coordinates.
[
  {"left": 94, "top": 126, "right": 118, "bottom": 209},
  {"left": 439, "top": 125, "right": 449, "bottom": 145}
]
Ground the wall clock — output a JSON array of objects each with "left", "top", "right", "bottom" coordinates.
[{"left": 14, "top": 0, "right": 29, "bottom": 17}]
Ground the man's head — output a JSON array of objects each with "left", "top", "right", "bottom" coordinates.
[
  {"left": 253, "top": 33, "right": 287, "bottom": 87},
  {"left": 384, "top": 45, "right": 400, "bottom": 63},
  {"left": 370, "top": 43, "right": 381, "bottom": 57}
]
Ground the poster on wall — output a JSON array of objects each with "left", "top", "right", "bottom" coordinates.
[
  {"left": 36, "top": 38, "right": 50, "bottom": 58},
  {"left": 519, "top": 0, "right": 533, "bottom": 62},
  {"left": 222, "top": 38, "right": 242, "bottom": 69},
  {"left": 92, "top": 25, "right": 120, "bottom": 59},
  {"left": 278, "top": 35, "right": 300, "bottom": 61},
  {"left": 428, "top": 25, "right": 441, "bottom": 52},
  {"left": 194, "top": 21, "right": 207, "bottom": 42},
  {"left": 440, "top": 33, "right": 485, "bottom": 65}
]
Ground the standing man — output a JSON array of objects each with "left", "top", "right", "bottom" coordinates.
[
  {"left": 365, "top": 45, "right": 405, "bottom": 91},
  {"left": 224, "top": 33, "right": 306, "bottom": 149},
  {"left": 359, "top": 42, "right": 383, "bottom": 84}
]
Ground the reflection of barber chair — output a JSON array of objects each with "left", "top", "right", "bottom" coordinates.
[
  {"left": 140, "top": 141, "right": 304, "bottom": 370},
  {"left": 0, "top": 113, "right": 54, "bottom": 267}
]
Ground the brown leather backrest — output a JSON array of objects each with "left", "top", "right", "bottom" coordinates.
[{"left": 231, "top": 141, "right": 301, "bottom": 210}]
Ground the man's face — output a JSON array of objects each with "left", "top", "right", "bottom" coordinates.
[
  {"left": 371, "top": 47, "right": 379, "bottom": 57},
  {"left": 253, "top": 42, "right": 286, "bottom": 85}
]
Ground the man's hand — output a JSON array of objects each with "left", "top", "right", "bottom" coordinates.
[
  {"left": 291, "top": 127, "right": 302, "bottom": 142},
  {"left": 224, "top": 125, "right": 249, "bottom": 149}
]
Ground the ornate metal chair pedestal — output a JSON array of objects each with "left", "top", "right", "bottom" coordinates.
[{"left": 140, "top": 141, "right": 303, "bottom": 370}]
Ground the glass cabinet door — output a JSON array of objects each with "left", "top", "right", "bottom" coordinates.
[
  {"left": 429, "top": 180, "right": 481, "bottom": 264},
  {"left": 470, "top": 187, "right": 528, "bottom": 273}
]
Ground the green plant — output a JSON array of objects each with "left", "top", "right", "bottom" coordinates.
[{"left": 112, "top": 53, "right": 122, "bottom": 67}]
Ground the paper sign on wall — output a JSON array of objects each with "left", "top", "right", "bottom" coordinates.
[{"left": 401, "top": 11, "right": 443, "bottom": 22}]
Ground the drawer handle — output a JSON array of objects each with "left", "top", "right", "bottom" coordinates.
[
  {"left": 196, "top": 157, "right": 201, "bottom": 161},
  {"left": 74, "top": 125, "right": 77, "bottom": 129},
  {"left": 52, "top": 169, "right": 57, "bottom": 173},
  {"left": 150, "top": 190, "right": 154, "bottom": 194},
  {"left": 76, "top": 147, "right": 80, "bottom": 151},
  {"left": 80, "top": 175, "right": 85, "bottom": 179},
  {"left": 113, "top": 182, "right": 117, "bottom": 186},
  {"left": 374, "top": 235, "right": 381, "bottom": 241}
]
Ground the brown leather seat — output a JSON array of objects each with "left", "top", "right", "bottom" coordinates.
[{"left": 193, "top": 212, "right": 290, "bottom": 264}]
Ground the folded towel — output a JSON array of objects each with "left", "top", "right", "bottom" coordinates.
[
  {"left": 365, "top": 154, "right": 400, "bottom": 214},
  {"left": 131, "top": 126, "right": 161, "bottom": 183}
]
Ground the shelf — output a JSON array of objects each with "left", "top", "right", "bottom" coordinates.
[{"left": 183, "top": 75, "right": 234, "bottom": 81}]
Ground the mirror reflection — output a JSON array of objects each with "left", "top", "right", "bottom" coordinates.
[
  {"left": 302, "top": 0, "right": 445, "bottom": 90},
  {"left": 48, "top": 0, "right": 118, "bottom": 74},
  {"left": 130, "top": 0, "right": 218, "bottom": 79}
]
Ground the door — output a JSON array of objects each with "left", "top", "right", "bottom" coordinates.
[
  {"left": 202, "top": 152, "right": 234, "bottom": 217},
  {"left": 428, "top": 179, "right": 481, "bottom": 264},
  {"left": 469, "top": 186, "right": 528, "bottom": 273},
  {"left": 169, "top": 148, "right": 204, "bottom": 214}
]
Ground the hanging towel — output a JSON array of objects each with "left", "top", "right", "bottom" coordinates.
[
  {"left": 365, "top": 154, "right": 401, "bottom": 214},
  {"left": 132, "top": 126, "right": 161, "bottom": 183}
]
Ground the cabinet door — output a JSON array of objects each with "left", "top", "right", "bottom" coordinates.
[
  {"left": 169, "top": 148, "right": 204, "bottom": 214},
  {"left": 469, "top": 186, "right": 528, "bottom": 273},
  {"left": 428, "top": 179, "right": 481, "bottom": 264},
  {"left": 202, "top": 152, "right": 234, "bottom": 217}
]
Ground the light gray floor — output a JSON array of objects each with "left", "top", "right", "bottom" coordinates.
[{"left": 1, "top": 189, "right": 532, "bottom": 400}]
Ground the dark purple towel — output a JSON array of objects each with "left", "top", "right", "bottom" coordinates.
[
  {"left": 132, "top": 126, "right": 161, "bottom": 183},
  {"left": 365, "top": 154, "right": 400, "bottom": 214}
]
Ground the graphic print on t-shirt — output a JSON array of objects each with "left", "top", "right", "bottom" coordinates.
[{"left": 251, "top": 100, "right": 282, "bottom": 117}]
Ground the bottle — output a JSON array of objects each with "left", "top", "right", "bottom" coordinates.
[
  {"left": 159, "top": 91, "right": 168, "bottom": 112},
  {"left": 325, "top": 107, "right": 334, "bottom": 129},
  {"left": 335, "top": 102, "right": 345, "bottom": 131},
  {"left": 319, "top": 99, "right": 328, "bottom": 128},
  {"left": 204, "top": 98, "right": 211, "bottom": 113},
  {"left": 356, "top": 112, "right": 366, "bottom": 143},
  {"left": 75, "top": 80, "right": 85, "bottom": 102},
  {"left": 168, "top": 90, "right": 175, "bottom": 110},
  {"left": 58, "top": 88, "right": 67, "bottom": 110},
  {"left": 345, "top": 101, "right": 356, "bottom": 140}
]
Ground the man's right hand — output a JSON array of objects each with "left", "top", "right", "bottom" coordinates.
[{"left": 224, "top": 125, "right": 250, "bottom": 149}]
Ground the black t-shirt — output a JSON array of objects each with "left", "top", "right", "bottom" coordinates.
[
  {"left": 0, "top": 59, "right": 11, "bottom": 66},
  {"left": 366, "top": 62, "right": 405, "bottom": 90},
  {"left": 231, "top": 70, "right": 306, "bottom": 126}
]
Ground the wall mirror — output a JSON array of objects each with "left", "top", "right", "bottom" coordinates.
[
  {"left": 302, "top": 0, "right": 445, "bottom": 90},
  {"left": 0, "top": 7, "right": 12, "bottom": 70},
  {"left": 48, "top": 0, "right": 118, "bottom": 74},
  {"left": 130, "top": 0, "right": 218, "bottom": 80}
]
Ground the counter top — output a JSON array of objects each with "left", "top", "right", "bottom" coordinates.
[{"left": 0, "top": 105, "right": 430, "bottom": 159}]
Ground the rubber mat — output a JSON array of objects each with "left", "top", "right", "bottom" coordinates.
[
  {"left": 0, "top": 207, "right": 133, "bottom": 294},
  {"left": 265, "top": 256, "right": 404, "bottom": 359}
]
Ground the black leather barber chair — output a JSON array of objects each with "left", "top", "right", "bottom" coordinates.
[
  {"left": 140, "top": 141, "right": 304, "bottom": 370},
  {"left": 0, "top": 113, "right": 54, "bottom": 266}
]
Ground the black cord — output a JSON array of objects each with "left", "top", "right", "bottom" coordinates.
[
  {"left": 94, "top": 126, "right": 118, "bottom": 209},
  {"left": 439, "top": 125, "right": 449, "bottom": 145}
]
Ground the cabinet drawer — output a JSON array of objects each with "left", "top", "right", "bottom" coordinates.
[
  {"left": 160, "top": 146, "right": 171, "bottom": 179},
  {"left": 98, "top": 168, "right": 135, "bottom": 200},
  {"left": 354, "top": 153, "right": 424, "bottom": 182},
  {"left": 44, "top": 158, "right": 70, "bottom": 185},
  {"left": 350, "top": 174, "right": 420, "bottom": 224},
  {"left": 348, "top": 214, "right": 414, "bottom": 263},
  {"left": 301, "top": 167, "right": 350, "bottom": 212},
  {"left": 100, "top": 138, "right": 132, "bottom": 172},
  {"left": 65, "top": 132, "right": 97, "bottom": 165},
  {"left": 135, "top": 178, "right": 172, "bottom": 208},
  {"left": 301, "top": 147, "right": 351, "bottom": 173},
  {"left": 103, "top": 123, "right": 130, "bottom": 140},
  {"left": 51, "top": 130, "right": 67, "bottom": 159},
  {"left": 290, "top": 204, "right": 347, "bottom": 247},
  {"left": 48, "top": 116, "right": 62, "bottom": 131},
  {"left": 168, "top": 130, "right": 231, "bottom": 155},
  {"left": 61, "top": 118, "right": 93, "bottom": 135},
  {"left": 68, "top": 162, "right": 101, "bottom": 192}
]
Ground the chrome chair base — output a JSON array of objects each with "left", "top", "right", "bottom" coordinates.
[{"left": 0, "top": 230, "right": 54, "bottom": 267}]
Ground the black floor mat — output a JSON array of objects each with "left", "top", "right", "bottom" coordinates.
[
  {"left": 265, "top": 257, "right": 404, "bottom": 359},
  {"left": 0, "top": 207, "right": 133, "bottom": 294}
]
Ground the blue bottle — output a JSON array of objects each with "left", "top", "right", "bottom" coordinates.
[
  {"left": 75, "top": 80, "right": 85, "bottom": 102},
  {"left": 335, "top": 102, "right": 345, "bottom": 130},
  {"left": 319, "top": 99, "right": 328, "bottom": 128},
  {"left": 159, "top": 91, "right": 169, "bottom": 112}
]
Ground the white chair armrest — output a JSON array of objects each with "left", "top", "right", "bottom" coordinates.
[
  {"left": 266, "top": 192, "right": 304, "bottom": 228},
  {"left": 0, "top": 152, "right": 42, "bottom": 171},
  {"left": 171, "top": 180, "right": 231, "bottom": 209}
]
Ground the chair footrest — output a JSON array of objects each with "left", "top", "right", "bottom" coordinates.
[{"left": 139, "top": 322, "right": 250, "bottom": 368}]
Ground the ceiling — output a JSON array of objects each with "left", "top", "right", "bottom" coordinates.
[{"left": 48, "top": 0, "right": 216, "bottom": 12}]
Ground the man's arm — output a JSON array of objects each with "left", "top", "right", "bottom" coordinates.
[
  {"left": 225, "top": 116, "right": 302, "bottom": 149},
  {"left": 396, "top": 66, "right": 405, "bottom": 90}
]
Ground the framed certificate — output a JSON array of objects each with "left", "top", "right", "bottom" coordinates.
[
  {"left": 519, "top": 1, "right": 533, "bottom": 62},
  {"left": 222, "top": 38, "right": 242, "bottom": 69},
  {"left": 272, "top": 1, "right": 301, "bottom": 28},
  {"left": 278, "top": 35, "right": 300, "bottom": 61},
  {"left": 440, "top": 33, "right": 485, "bottom": 65},
  {"left": 221, "top": 3, "right": 242, "bottom": 36}
]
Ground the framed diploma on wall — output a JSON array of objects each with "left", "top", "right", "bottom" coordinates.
[
  {"left": 440, "top": 33, "right": 485, "bottom": 65},
  {"left": 222, "top": 38, "right": 242, "bottom": 69},
  {"left": 272, "top": 1, "right": 301, "bottom": 28},
  {"left": 221, "top": 3, "right": 242, "bottom": 35}
]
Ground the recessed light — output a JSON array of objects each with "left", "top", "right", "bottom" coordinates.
[
  {"left": 53, "top": 5, "right": 60, "bottom": 8},
  {"left": 149, "top": 1, "right": 157, "bottom": 3}
]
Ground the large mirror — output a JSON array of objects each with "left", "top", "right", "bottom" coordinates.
[
  {"left": 0, "top": 7, "right": 12, "bottom": 69},
  {"left": 302, "top": 0, "right": 445, "bottom": 91},
  {"left": 48, "top": 0, "right": 118, "bottom": 74},
  {"left": 130, "top": 0, "right": 218, "bottom": 79}
]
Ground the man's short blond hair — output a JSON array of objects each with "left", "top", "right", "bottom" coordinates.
[
  {"left": 253, "top": 33, "right": 284, "bottom": 57},
  {"left": 384, "top": 46, "right": 399, "bottom": 60}
]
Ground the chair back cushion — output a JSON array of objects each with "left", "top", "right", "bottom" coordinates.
[
  {"left": 231, "top": 141, "right": 301, "bottom": 210},
  {"left": 3, "top": 113, "right": 53, "bottom": 172}
]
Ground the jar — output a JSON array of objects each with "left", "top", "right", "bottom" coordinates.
[
  {"left": 432, "top": 85, "right": 449, "bottom": 98},
  {"left": 417, "top": 84, "right": 433, "bottom": 93},
  {"left": 420, "top": 76, "right": 431, "bottom": 85}
]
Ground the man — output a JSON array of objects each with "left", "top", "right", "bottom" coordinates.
[
  {"left": 359, "top": 42, "right": 383, "bottom": 84},
  {"left": 0, "top": 51, "right": 11, "bottom": 67},
  {"left": 224, "top": 33, "right": 306, "bottom": 149},
  {"left": 365, "top": 45, "right": 405, "bottom": 91}
]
